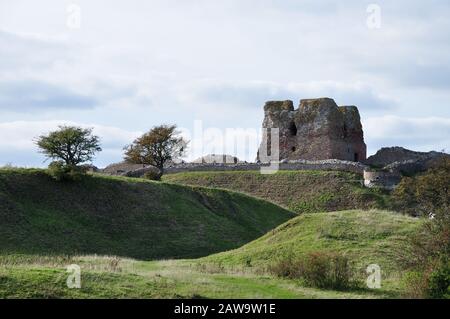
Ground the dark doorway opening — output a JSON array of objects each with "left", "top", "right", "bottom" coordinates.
[
  {"left": 354, "top": 153, "right": 359, "bottom": 162},
  {"left": 291, "top": 146, "right": 296, "bottom": 152},
  {"left": 288, "top": 122, "right": 297, "bottom": 136}
]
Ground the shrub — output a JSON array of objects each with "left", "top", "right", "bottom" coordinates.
[
  {"left": 402, "top": 260, "right": 450, "bottom": 299},
  {"left": 47, "top": 161, "right": 87, "bottom": 182},
  {"left": 143, "top": 170, "right": 161, "bottom": 181},
  {"left": 394, "top": 158, "right": 450, "bottom": 298},
  {"left": 400, "top": 216, "right": 450, "bottom": 299},
  {"left": 269, "top": 252, "right": 358, "bottom": 290},
  {"left": 428, "top": 260, "right": 450, "bottom": 299},
  {"left": 269, "top": 257, "right": 299, "bottom": 278},
  {"left": 403, "top": 220, "right": 450, "bottom": 269},
  {"left": 392, "top": 157, "right": 449, "bottom": 217},
  {"left": 402, "top": 271, "right": 428, "bottom": 299},
  {"left": 302, "top": 252, "right": 355, "bottom": 290}
]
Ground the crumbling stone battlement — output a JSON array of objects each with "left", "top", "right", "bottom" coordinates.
[{"left": 258, "top": 97, "right": 367, "bottom": 162}]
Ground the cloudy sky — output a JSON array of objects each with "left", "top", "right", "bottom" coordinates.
[{"left": 1, "top": 0, "right": 449, "bottom": 167}]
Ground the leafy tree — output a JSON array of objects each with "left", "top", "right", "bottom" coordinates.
[
  {"left": 36, "top": 126, "right": 101, "bottom": 166},
  {"left": 393, "top": 158, "right": 450, "bottom": 298},
  {"left": 124, "top": 125, "right": 187, "bottom": 180},
  {"left": 392, "top": 157, "right": 449, "bottom": 218}
]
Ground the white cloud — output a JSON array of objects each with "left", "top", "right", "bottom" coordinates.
[
  {"left": 364, "top": 116, "right": 450, "bottom": 155},
  {"left": 0, "top": 1, "right": 449, "bottom": 165},
  {"left": 179, "top": 79, "right": 395, "bottom": 112}
]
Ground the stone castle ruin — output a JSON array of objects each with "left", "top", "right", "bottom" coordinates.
[
  {"left": 257, "top": 98, "right": 367, "bottom": 163},
  {"left": 101, "top": 96, "right": 448, "bottom": 190}
]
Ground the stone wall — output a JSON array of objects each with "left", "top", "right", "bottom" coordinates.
[
  {"left": 363, "top": 170, "right": 401, "bottom": 190},
  {"left": 102, "top": 162, "right": 147, "bottom": 175},
  {"left": 191, "top": 154, "right": 241, "bottom": 164},
  {"left": 102, "top": 159, "right": 368, "bottom": 177},
  {"left": 101, "top": 147, "right": 447, "bottom": 190},
  {"left": 166, "top": 160, "right": 367, "bottom": 175}
]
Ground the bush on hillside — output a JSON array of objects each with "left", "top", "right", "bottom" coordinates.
[
  {"left": 392, "top": 157, "right": 449, "bottom": 217},
  {"left": 401, "top": 270, "right": 429, "bottom": 299},
  {"left": 392, "top": 158, "right": 449, "bottom": 267},
  {"left": 269, "top": 257, "right": 298, "bottom": 278},
  {"left": 143, "top": 170, "right": 161, "bottom": 181},
  {"left": 401, "top": 218, "right": 450, "bottom": 299},
  {"left": 269, "top": 252, "right": 358, "bottom": 290},
  {"left": 403, "top": 260, "right": 450, "bottom": 299},
  {"left": 393, "top": 158, "right": 450, "bottom": 298},
  {"left": 47, "top": 161, "right": 88, "bottom": 182},
  {"left": 428, "top": 260, "right": 450, "bottom": 299}
]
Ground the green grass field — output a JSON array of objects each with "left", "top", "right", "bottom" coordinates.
[
  {"left": 0, "top": 254, "right": 399, "bottom": 299},
  {"left": 163, "top": 170, "right": 390, "bottom": 214},
  {"left": 0, "top": 169, "right": 422, "bottom": 298}
]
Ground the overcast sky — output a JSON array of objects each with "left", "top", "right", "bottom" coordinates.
[{"left": 1, "top": 0, "right": 449, "bottom": 167}]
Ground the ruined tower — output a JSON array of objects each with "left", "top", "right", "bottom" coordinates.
[{"left": 258, "top": 98, "right": 367, "bottom": 162}]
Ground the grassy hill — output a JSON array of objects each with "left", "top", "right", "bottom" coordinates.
[
  {"left": 0, "top": 169, "right": 423, "bottom": 298},
  {"left": 202, "top": 210, "right": 422, "bottom": 274},
  {"left": 163, "top": 170, "right": 390, "bottom": 214},
  {"left": 0, "top": 169, "right": 294, "bottom": 260},
  {"left": 0, "top": 210, "right": 421, "bottom": 298}
]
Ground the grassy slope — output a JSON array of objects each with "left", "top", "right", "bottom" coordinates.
[
  {"left": 203, "top": 210, "right": 422, "bottom": 275},
  {"left": 0, "top": 169, "right": 294, "bottom": 260},
  {"left": 163, "top": 170, "right": 389, "bottom": 214},
  {"left": 0, "top": 210, "right": 420, "bottom": 299}
]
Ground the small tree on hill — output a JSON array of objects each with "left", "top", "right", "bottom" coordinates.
[
  {"left": 36, "top": 126, "right": 101, "bottom": 180},
  {"left": 124, "top": 125, "right": 187, "bottom": 180}
]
